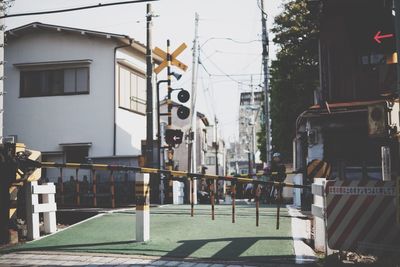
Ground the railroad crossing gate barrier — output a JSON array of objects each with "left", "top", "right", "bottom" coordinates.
[
  {"left": 26, "top": 181, "right": 57, "bottom": 240},
  {"left": 325, "top": 180, "right": 400, "bottom": 253}
]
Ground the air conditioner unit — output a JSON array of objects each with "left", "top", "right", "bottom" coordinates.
[{"left": 368, "top": 103, "right": 387, "bottom": 137}]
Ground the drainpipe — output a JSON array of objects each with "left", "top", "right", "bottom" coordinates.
[{"left": 113, "top": 40, "right": 132, "bottom": 156}]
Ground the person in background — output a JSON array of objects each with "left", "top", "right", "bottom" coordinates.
[{"left": 264, "top": 152, "right": 286, "bottom": 203}]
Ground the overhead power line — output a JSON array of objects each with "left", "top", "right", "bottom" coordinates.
[
  {"left": 0, "top": 0, "right": 158, "bottom": 19},
  {"left": 210, "top": 73, "right": 263, "bottom": 77},
  {"left": 200, "top": 37, "right": 261, "bottom": 49},
  {"left": 199, "top": 48, "right": 258, "bottom": 87}
]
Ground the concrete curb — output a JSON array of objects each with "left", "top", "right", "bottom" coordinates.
[{"left": 286, "top": 205, "right": 317, "bottom": 264}]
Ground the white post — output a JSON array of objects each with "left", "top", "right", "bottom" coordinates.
[
  {"left": 172, "top": 181, "right": 184, "bottom": 204},
  {"left": 136, "top": 173, "right": 150, "bottom": 242},
  {"left": 312, "top": 178, "right": 334, "bottom": 255},
  {"left": 42, "top": 183, "right": 57, "bottom": 234},
  {"left": 26, "top": 182, "right": 57, "bottom": 240},
  {"left": 26, "top": 182, "right": 40, "bottom": 241},
  {"left": 293, "top": 173, "right": 303, "bottom": 208}
]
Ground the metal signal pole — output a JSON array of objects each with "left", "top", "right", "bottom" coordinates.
[
  {"left": 260, "top": 0, "right": 271, "bottom": 163},
  {"left": 145, "top": 3, "right": 154, "bottom": 168}
]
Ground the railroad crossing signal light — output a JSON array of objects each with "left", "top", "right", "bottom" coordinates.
[
  {"left": 177, "top": 105, "right": 190, "bottom": 120},
  {"left": 177, "top": 90, "right": 190, "bottom": 103},
  {"left": 174, "top": 88, "right": 190, "bottom": 120},
  {"left": 165, "top": 129, "right": 184, "bottom": 146}
]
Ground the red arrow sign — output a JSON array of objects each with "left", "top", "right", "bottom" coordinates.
[{"left": 374, "top": 31, "right": 394, "bottom": 44}]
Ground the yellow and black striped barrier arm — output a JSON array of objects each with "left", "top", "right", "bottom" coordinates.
[{"left": 40, "top": 162, "right": 310, "bottom": 189}]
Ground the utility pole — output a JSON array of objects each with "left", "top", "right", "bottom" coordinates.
[
  {"left": 250, "top": 75, "right": 255, "bottom": 177},
  {"left": 214, "top": 116, "right": 219, "bottom": 176},
  {"left": 260, "top": 0, "right": 271, "bottom": 163},
  {"left": 214, "top": 116, "right": 219, "bottom": 204},
  {"left": 187, "top": 13, "right": 199, "bottom": 204},
  {"left": 145, "top": 3, "right": 158, "bottom": 202},
  {"left": 0, "top": 1, "right": 6, "bottom": 245}
]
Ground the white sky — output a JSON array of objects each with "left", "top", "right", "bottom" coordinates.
[{"left": 5, "top": 0, "right": 283, "bottom": 142}]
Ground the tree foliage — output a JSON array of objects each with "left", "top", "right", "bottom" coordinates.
[{"left": 258, "top": 0, "right": 320, "bottom": 162}]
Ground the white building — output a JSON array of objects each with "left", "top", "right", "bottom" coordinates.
[{"left": 4, "top": 22, "right": 157, "bottom": 181}]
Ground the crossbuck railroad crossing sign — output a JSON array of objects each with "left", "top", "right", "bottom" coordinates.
[{"left": 153, "top": 43, "right": 188, "bottom": 74}]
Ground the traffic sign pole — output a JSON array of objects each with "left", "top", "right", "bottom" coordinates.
[
  {"left": 166, "top": 40, "right": 173, "bottom": 203},
  {"left": 167, "top": 40, "right": 172, "bottom": 127},
  {"left": 153, "top": 40, "right": 188, "bottom": 203}
]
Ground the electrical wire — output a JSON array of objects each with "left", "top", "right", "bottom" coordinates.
[
  {"left": 198, "top": 57, "right": 212, "bottom": 77},
  {"left": 199, "top": 57, "right": 261, "bottom": 78},
  {"left": 0, "top": 0, "right": 158, "bottom": 19},
  {"left": 199, "top": 74, "right": 215, "bottom": 118},
  {"left": 200, "top": 48, "right": 254, "bottom": 87},
  {"left": 210, "top": 73, "right": 263, "bottom": 77},
  {"left": 200, "top": 37, "right": 261, "bottom": 48},
  {"left": 213, "top": 50, "right": 261, "bottom": 56}
]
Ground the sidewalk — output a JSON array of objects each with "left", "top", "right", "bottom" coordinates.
[{"left": 0, "top": 250, "right": 306, "bottom": 267}]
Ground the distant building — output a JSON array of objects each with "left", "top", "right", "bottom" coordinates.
[
  {"left": 160, "top": 100, "right": 224, "bottom": 203},
  {"left": 235, "top": 90, "right": 264, "bottom": 175},
  {"left": 204, "top": 129, "right": 226, "bottom": 176},
  {"left": 226, "top": 141, "right": 249, "bottom": 176}
]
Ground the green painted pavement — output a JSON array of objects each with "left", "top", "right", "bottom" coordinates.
[{"left": 3, "top": 205, "right": 295, "bottom": 264}]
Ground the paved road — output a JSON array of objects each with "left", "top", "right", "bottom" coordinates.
[
  {"left": 0, "top": 251, "right": 305, "bottom": 266},
  {"left": 0, "top": 205, "right": 316, "bottom": 266}
]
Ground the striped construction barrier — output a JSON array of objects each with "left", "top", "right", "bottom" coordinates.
[
  {"left": 307, "top": 159, "right": 331, "bottom": 180},
  {"left": 9, "top": 185, "right": 18, "bottom": 221},
  {"left": 325, "top": 179, "right": 400, "bottom": 253}
]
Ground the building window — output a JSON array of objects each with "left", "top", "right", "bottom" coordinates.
[
  {"left": 20, "top": 67, "right": 89, "bottom": 97},
  {"left": 118, "top": 64, "right": 146, "bottom": 114},
  {"left": 65, "top": 147, "right": 89, "bottom": 163},
  {"left": 205, "top": 156, "right": 215, "bottom": 165},
  {"left": 240, "top": 169, "right": 248, "bottom": 175}
]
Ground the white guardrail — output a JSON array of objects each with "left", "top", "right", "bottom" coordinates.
[
  {"left": 311, "top": 178, "right": 331, "bottom": 254},
  {"left": 26, "top": 181, "right": 57, "bottom": 240}
]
